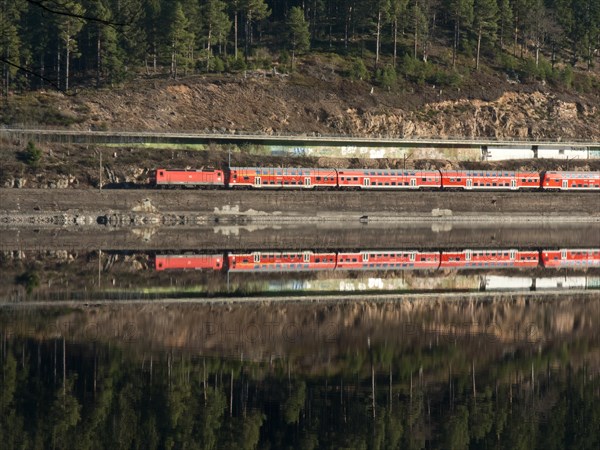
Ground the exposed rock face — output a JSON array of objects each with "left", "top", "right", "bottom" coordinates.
[{"left": 63, "top": 76, "right": 600, "bottom": 140}]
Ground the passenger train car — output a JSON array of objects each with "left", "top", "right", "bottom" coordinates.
[
  {"left": 540, "top": 249, "right": 600, "bottom": 268},
  {"left": 154, "top": 168, "right": 599, "bottom": 191},
  {"left": 542, "top": 171, "right": 600, "bottom": 190}
]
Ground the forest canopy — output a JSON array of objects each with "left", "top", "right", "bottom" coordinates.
[{"left": 1, "top": 0, "right": 599, "bottom": 94}]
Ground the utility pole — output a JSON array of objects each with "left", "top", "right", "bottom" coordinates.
[{"left": 99, "top": 150, "right": 103, "bottom": 190}]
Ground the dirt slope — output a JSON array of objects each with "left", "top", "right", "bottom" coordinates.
[{"left": 33, "top": 68, "right": 600, "bottom": 140}]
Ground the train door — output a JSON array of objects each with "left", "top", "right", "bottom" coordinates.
[
  {"left": 562, "top": 180, "right": 568, "bottom": 189},
  {"left": 466, "top": 179, "right": 473, "bottom": 190},
  {"left": 303, "top": 252, "right": 311, "bottom": 263},
  {"left": 465, "top": 250, "right": 472, "bottom": 261},
  {"left": 410, "top": 178, "right": 417, "bottom": 188},
  {"left": 561, "top": 249, "right": 567, "bottom": 260},
  {"left": 511, "top": 179, "right": 517, "bottom": 190},
  {"left": 409, "top": 252, "right": 416, "bottom": 262},
  {"left": 363, "top": 178, "right": 371, "bottom": 187},
  {"left": 304, "top": 177, "right": 311, "bottom": 188},
  {"left": 509, "top": 250, "right": 516, "bottom": 260},
  {"left": 253, "top": 253, "right": 261, "bottom": 263},
  {"left": 254, "top": 177, "right": 261, "bottom": 187},
  {"left": 362, "top": 253, "right": 369, "bottom": 262}
]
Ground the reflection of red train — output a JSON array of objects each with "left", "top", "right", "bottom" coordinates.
[
  {"left": 440, "top": 250, "right": 539, "bottom": 269},
  {"left": 155, "top": 254, "right": 224, "bottom": 271},
  {"left": 154, "top": 168, "right": 599, "bottom": 191},
  {"left": 154, "top": 249, "right": 599, "bottom": 272}
]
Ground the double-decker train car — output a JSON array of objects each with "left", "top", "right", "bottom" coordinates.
[
  {"left": 336, "top": 251, "right": 441, "bottom": 270},
  {"left": 541, "top": 171, "right": 600, "bottom": 190},
  {"left": 155, "top": 254, "right": 224, "bottom": 271},
  {"left": 228, "top": 167, "right": 337, "bottom": 189},
  {"left": 540, "top": 249, "right": 600, "bottom": 268},
  {"left": 228, "top": 251, "right": 337, "bottom": 271},
  {"left": 440, "top": 171, "right": 541, "bottom": 190},
  {"left": 440, "top": 249, "right": 539, "bottom": 269},
  {"left": 155, "top": 169, "right": 225, "bottom": 187},
  {"left": 337, "top": 169, "right": 441, "bottom": 189}
]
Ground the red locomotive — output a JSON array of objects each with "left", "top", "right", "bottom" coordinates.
[
  {"left": 155, "top": 169, "right": 224, "bottom": 187},
  {"left": 541, "top": 171, "right": 600, "bottom": 190},
  {"left": 155, "top": 254, "right": 224, "bottom": 271},
  {"left": 440, "top": 171, "right": 540, "bottom": 190},
  {"left": 540, "top": 249, "right": 600, "bottom": 268},
  {"left": 228, "top": 167, "right": 337, "bottom": 189},
  {"left": 440, "top": 249, "right": 539, "bottom": 269}
]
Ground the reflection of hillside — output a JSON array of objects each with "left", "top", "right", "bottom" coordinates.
[{"left": 2, "top": 298, "right": 599, "bottom": 374}]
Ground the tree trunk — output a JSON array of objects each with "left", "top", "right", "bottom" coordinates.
[
  {"left": 452, "top": 17, "right": 459, "bottom": 68},
  {"left": 476, "top": 26, "right": 482, "bottom": 71},
  {"left": 375, "top": 9, "right": 382, "bottom": 67},
  {"left": 414, "top": 1, "right": 418, "bottom": 59},
  {"left": 393, "top": 18, "right": 398, "bottom": 66},
  {"left": 96, "top": 33, "right": 101, "bottom": 87},
  {"left": 234, "top": 12, "right": 238, "bottom": 58},
  {"left": 207, "top": 24, "right": 212, "bottom": 72}
]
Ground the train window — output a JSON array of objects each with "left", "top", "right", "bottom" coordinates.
[
  {"left": 243, "top": 176, "right": 249, "bottom": 180},
  {"left": 493, "top": 183, "right": 497, "bottom": 186},
  {"left": 316, "top": 177, "right": 321, "bottom": 181},
  {"left": 324, "top": 177, "right": 329, "bottom": 181},
  {"left": 352, "top": 258, "right": 357, "bottom": 262},
  {"left": 378, "top": 182, "right": 383, "bottom": 185},
  {"left": 422, "top": 178, "right": 427, "bottom": 182},
  {"left": 457, "top": 178, "right": 461, "bottom": 182},
  {"left": 371, "top": 172, "right": 376, "bottom": 175},
  {"left": 354, "top": 177, "right": 358, "bottom": 181},
  {"left": 284, "top": 181, "right": 289, "bottom": 184},
  {"left": 392, "top": 182, "right": 396, "bottom": 185},
  {"left": 377, "top": 172, "right": 382, "bottom": 175},
  {"left": 450, "top": 178, "right": 455, "bottom": 182}
]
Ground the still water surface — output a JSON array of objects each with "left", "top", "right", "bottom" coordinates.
[{"left": 0, "top": 298, "right": 599, "bottom": 450}]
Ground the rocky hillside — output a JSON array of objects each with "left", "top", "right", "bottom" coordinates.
[{"left": 7, "top": 63, "right": 600, "bottom": 141}]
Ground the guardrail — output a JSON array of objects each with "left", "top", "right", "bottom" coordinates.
[{"left": 2, "top": 126, "right": 599, "bottom": 148}]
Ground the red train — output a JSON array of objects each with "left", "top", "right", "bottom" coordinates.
[
  {"left": 154, "top": 168, "right": 599, "bottom": 191},
  {"left": 541, "top": 249, "right": 600, "bottom": 268},
  {"left": 154, "top": 249, "right": 600, "bottom": 272}
]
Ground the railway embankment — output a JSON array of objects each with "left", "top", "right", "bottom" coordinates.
[
  {"left": 1, "top": 189, "right": 599, "bottom": 251},
  {"left": 1, "top": 189, "right": 599, "bottom": 225}
]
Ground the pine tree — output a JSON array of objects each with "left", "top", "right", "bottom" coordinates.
[
  {"left": 473, "top": 0, "right": 499, "bottom": 70},
  {"left": 390, "top": 0, "right": 409, "bottom": 65},
  {"left": 243, "top": 0, "right": 270, "bottom": 59},
  {"left": 204, "top": 0, "right": 231, "bottom": 71},
  {"left": 0, "top": 0, "right": 24, "bottom": 96},
  {"left": 56, "top": 1, "right": 85, "bottom": 91},
  {"left": 447, "top": 0, "right": 474, "bottom": 68},
  {"left": 287, "top": 7, "right": 310, "bottom": 70},
  {"left": 497, "top": 0, "right": 512, "bottom": 49},
  {"left": 168, "top": 2, "right": 194, "bottom": 78}
]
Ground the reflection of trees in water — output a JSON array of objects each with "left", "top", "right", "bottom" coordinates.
[{"left": 0, "top": 338, "right": 599, "bottom": 450}]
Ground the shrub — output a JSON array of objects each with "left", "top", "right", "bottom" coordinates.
[
  {"left": 375, "top": 65, "right": 397, "bottom": 88},
  {"left": 212, "top": 56, "right": 225, "bottom": 73},
  {"left": 226, "top": 56, "right": 247, "bottom": 72},
  {"left": 16, "top": 270, "right": 40, "bottom": 294},
  {"left": 24, "top": 141, "right": 42, "bottom": 166},
  {"left": 348, "top": 58, "right": 369, "bottom": 81}
]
